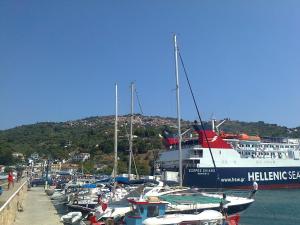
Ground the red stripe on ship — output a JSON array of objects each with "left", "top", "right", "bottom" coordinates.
[{"left": 225, "top": 183, "right": 300, "bottom": 190}]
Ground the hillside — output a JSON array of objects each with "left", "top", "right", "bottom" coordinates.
[{"left": 1, "top": 115, "right": 300, "bottom": 172}]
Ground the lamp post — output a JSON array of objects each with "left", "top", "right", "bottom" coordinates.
[{"left": 45, "top": 159, "right": 50, "bottom": 189}]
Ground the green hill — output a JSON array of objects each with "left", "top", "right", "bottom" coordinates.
[{"left": 1, "top": 115, "right": 299, "bottom": 173}]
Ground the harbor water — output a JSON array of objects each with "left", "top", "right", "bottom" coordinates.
[
  {"left": 48, "top": 187, "right": 300, "bottom": 225},
  {"left": 241, "top": 189, "right": 300, "bottom": 225}
]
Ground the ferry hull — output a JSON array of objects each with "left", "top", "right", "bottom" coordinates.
[{"left": 184, "top": 166, "right": 300, "bottom": 189}]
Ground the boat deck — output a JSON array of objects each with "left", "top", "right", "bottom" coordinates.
[{"left": 160, "top": 193, "right": 223, "bottom": 204}]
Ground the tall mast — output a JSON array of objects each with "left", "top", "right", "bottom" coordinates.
[
  {"left": 174, "top": 34, "right": 183, "bottom": 187},
  {"left": 114, "top": 83, "right": 118, "bottom": 179},
  {"left": 128, "top": 82, "right": 134, "bottom": 180}
]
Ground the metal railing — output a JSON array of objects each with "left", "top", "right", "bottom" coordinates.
[{"left": 0, "top": 180, "right": 27, "bottom": 225}]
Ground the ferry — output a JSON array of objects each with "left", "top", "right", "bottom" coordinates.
[
  {"left": 157, "top": 121, "right": 300, "bottom": 190},
  {"left": 157, "top": 34, "right": 300, "bottom": 190}
]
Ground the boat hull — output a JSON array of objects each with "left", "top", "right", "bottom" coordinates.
[
  {"left": 165, "top": 201, "right": 252, "bottom": 216},
  {"left": 184, "top": 166, "right": 300, "bottom": 189}
]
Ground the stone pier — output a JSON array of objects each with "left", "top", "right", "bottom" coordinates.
[
  {"left": 14, "top": 186, "right": 61, "bottom": 225},
  {"left": 0, "top": 180, "right": 28, "bottom": 225}
]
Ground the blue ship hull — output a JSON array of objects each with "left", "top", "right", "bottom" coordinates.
[{"left": 184, "top": 166, "right": 300, "bottom": 189}]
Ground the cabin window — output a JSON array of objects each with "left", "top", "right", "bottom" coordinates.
[
  {"left": 140, "top": 206, "right": 144, "bottom": 214},
  {"left": 130, "top": 205, "right": 140, "bottom": 216},
  {"left": 147, "top": 206, "right": 159, "bottom": 217}
]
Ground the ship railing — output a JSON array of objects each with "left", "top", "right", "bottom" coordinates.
[{"left": 223, "top": 189, "right": 252, "bottom": 198}]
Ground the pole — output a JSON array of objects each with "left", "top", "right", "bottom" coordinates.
[
  {"left": 114, "top": 83, "right": 118, "bottom": 179},
  {"left": 128, "top": 82, "right": 134, "bottom": 180},
  {"left": 174, "top": 34, "right": 183, "bottom": 187},
  {"left": 45, "top": 159, "right": 49, "bottom": 189}
]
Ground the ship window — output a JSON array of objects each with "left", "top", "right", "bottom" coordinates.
[
  {"left": 147, "top": 206, "right": 159, "bottom": 217},
  {"left": 199, "top": 150, "right": 203, "bottom": 157},
  {"left": 193, "top": 150, "right": 203, "bottom": 158}
]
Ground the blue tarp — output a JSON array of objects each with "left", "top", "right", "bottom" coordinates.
[
  {"left": 115, "top": 176, "right": 129, "bottom": 184},
  {"left": 115, "top": 177, "right": 159, "bottom": 185},
  {"left": 81, "top": 183, "right": 97, "bottom": 188}
]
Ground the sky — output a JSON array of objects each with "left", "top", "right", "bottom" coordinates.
[{"left": 1, "top": 0, "right": 300, "bottom": 130}]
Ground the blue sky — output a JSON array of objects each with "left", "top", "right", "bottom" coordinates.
[{"left": 1, "top": 0, "right": 300, "bottom": 130}]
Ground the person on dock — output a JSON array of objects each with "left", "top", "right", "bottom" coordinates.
[
  {"left": 17, "top": 170, "right": 22, "bottom": 182},
  {"left": 7, "top": 171, "right": 14, "bottom": 190}
]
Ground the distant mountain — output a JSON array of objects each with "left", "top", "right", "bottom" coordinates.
[{"left": 0, "top": 115, "right": 299, "bottom": 169}]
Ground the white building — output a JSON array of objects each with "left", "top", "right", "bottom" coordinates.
[{"left": 72, "top": 153, "right": 90, "bottom": 162}]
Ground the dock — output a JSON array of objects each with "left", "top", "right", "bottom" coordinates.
[
  {"left": 14, "top": 187, "right": 61, "bottom": 225},
  {"left": 0, "top": 180, "right": 62, "bottom": 225},
  {"left": 0, "top": 181, "right": 24, "bottom": 207}
]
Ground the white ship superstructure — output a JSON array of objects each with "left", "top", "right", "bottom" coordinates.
[{"left": 158, "top": 124, "right": 300, "bottom": 189}]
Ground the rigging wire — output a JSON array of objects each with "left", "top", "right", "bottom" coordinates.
[
  {"left": 124, "top": 121, "right": 139, "bottom": 177},
  {"left": 178, "top": 51, "right": 221, "bottom": 188},
  {"left": 135, "top": 87, "right": 144, "bottom": 115}
]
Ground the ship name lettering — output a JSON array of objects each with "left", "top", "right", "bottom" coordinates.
[
  {"left": 202, "top": 169, "right": 215, "bottom": 173},
  {"left": 288, "top": 171, "right": 300, "bottom": 180},
  {"left": 189, "top": 168, "right": 202, "bottom": 173},
  {"left": 248, "top": 171, "right": 288, "bottom": 182}
]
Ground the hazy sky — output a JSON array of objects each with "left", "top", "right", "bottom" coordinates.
[{"left": 1, "top": 0, "right": 300, "bottom": 130}]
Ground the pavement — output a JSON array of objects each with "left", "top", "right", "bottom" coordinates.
[{"left": 14, "top": 187, "right": 62, "bottom": 225}]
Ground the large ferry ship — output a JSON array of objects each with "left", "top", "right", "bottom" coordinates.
[
  {"left": 157, "top": 121, "right": 300, "bottom": 189},
  {"left": 158, "top": 35, "right": 300, "bottom": 189}
]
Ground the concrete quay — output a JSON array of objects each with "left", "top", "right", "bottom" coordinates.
[
  {"left": 0, "top": 180, "right": 27, "bottom": 225},
  {"left": 14, "top": 186, "right": 62, "bottom": 225},
  {"left": 0, "top": 180, "right": 25, "bottom": 207}
]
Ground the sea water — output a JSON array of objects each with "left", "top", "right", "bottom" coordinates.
[{"left": 241, "top": 189, "right": 300, "bottom": 225}]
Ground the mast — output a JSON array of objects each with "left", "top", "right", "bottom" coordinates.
[
  {"left": 174, "top": 34, "right": 183, "bottom": 187},
  {"left": 114, "top": 83, "right": 118, "bottom": 179},
  {"left": 128, "top": 82, "right": 134, "bottom": 180}
]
